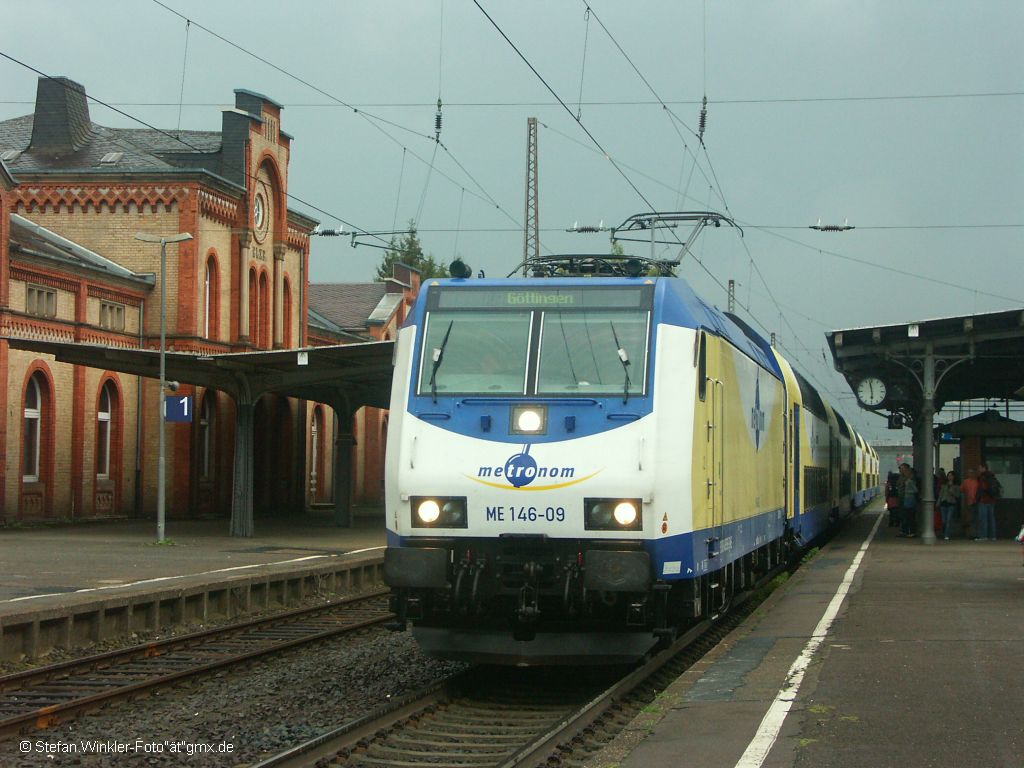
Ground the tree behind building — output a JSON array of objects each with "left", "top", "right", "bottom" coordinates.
[{"left": 376, "top": 221, "right": 447, "bottom": 281}]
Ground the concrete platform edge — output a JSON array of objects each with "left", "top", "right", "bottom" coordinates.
[
  {"left": 579, "top": 521, "right": 853, "bottom": 768},
  {"left": 0, "top": 553, "right": 385, "bottom": 662}
]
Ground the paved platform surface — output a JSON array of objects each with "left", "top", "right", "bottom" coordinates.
[
  {"left": 0, "top": 513, "right": 386, "bottom": 614},
  {"left": 614, "top": 505, "right": 1024, "bottom": 768}
]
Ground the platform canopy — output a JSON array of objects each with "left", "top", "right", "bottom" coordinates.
[
  {"left": 827, "top": 306, "right": 1024, "bottom": 545},
  {"left": 6, "top": 338, "right": 395, "bottom": 409},
  {"left": 6, "top": 337, "right": 395, "bottom": 536},
  {"left": 826, "top": 307, "right": 1024, "bottom": 417}
]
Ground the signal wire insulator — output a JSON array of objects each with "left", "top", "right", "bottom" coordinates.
[
  {"left": 809, "top": 219, "right": 855, "bottom": 232},
  {"left": 435, "top": 98, "right": 443, "bottom": 142},
  {"left": 698, "top": 95, "right": 708, "bottom": 145}
]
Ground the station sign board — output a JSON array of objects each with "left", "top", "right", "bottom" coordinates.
[{"left": 164, "top": 395, "right": 193, "bottom": 423}]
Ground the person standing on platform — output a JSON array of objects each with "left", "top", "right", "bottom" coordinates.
[
  {"left": 975, "top": 463, "right": 999, "bottom": 541},
  {"left": 897, "top": 463, "right": 918, "bottom": 538},
  {"left": 933, "top": 468, "right": 946, "bottom": 534},
  {"left": 885, "top": 472, "right": 900, "bottom": 527},
  {"left": 937, "top": 471, "right": 961, "bottom": 540},
  {"left": 960, "top": 468, "right": 979, "bottom": 539}
]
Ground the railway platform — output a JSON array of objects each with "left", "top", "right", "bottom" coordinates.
[
  {"left": 0, "top": 511, "right": 387, "bottom": 661},
  {"left": 604, "top": 504, "right": 1024, "bottom": 768}
]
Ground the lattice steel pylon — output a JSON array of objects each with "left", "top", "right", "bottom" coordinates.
[{"left": 522, "top": 117, "right": 539, "bottom": 276}]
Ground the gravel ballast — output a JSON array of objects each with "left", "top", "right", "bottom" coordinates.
[{"left": 2, "top": 627, "right": 465, "bottom": 767}]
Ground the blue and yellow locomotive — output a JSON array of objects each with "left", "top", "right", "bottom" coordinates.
[{"left": 383, "top": 263, "right": 877, "bottom": 664}]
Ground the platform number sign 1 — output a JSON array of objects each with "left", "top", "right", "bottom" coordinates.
[{"left": 164, "top": 395, "right": 193, "bottom": 423}]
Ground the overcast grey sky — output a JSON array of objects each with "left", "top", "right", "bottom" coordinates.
[{"left": 2, "top": 1, "right": 1021, "bottom": 440}]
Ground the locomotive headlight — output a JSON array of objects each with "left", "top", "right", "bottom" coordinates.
[
  {"left": 584, "top": 498, "right": 642, "bottom": 531},
  {"left": 511, "top": 405, "right": 547, "bottom": 435},
  {"left": 417, "top": 499, "right": 441, "bottom": 524},
  {"left": 613, "top": 501, "right": 638, "bottom": 527},
  {"left": 411, "top": 496, "right": 468, "bottom": 528},
  {"left": 442, "top": 499, "right": 466, "bottom": 525}
]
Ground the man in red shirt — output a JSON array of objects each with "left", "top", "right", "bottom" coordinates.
[
  {"left": 975, "top": 464, "right": 998, "bottom": 540},
  {"left": 960, "top": 468, "right": 979, "bottom": 539}
]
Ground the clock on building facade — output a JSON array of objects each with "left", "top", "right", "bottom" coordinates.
[{"left": 252, "top": 187, "right": 270, "bottom": 243}]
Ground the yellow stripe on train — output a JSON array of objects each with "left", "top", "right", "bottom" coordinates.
[{"left": 464, "top": 468, "right": 604, "bottom": 491}]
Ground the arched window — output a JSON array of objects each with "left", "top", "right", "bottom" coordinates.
[
  {"left": 23, "top": 375, "right": 42, "bottom": 481},
  {"left": 203, "top": 256, "right": 219, "bottom": 339},
  {"left": 248, "top": 268, "right": 259, "bottom": 346},
  {"left": 96, "top": 381, "right": 114, "bottom": 479},
  {"left": 199, "top": 393, "right": 214, "bottom": 480},
  {"left": 283, "top": 276, "right": 292, "bottom": 348},
  {"left": 258, "top": 271, "right": 271, "bottom": 349}
]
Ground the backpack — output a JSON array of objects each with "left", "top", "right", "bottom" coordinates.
[{"left": 988, "top": 475, "right": 1002, "bottom": 499}]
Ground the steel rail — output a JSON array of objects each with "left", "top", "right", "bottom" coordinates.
[
  {"left": 250, "top": 559, "right": 793, "bottom": 768},
  {"left": 0, "top": 589, "right": 392, "bottom": 739}
]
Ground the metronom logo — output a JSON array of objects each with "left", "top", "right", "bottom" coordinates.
[{"left": 470, "top": 448, "right": 600, "bottom": 491}]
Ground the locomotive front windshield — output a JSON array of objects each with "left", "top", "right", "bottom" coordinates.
[
  {"left": 418, "top": 310, "right": 533, "bottom": 395},
  {"left": 416, "top": 285, "right": 652, "bottom": 397}
]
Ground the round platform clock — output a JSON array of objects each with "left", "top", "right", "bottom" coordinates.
[{"left": 856, "top": 376, "right": 887, "bottom": 407}]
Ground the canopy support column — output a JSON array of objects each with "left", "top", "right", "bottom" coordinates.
[
  {"left": 330, "top": 402, "right": 355, "bottom": 528},
  {"left": 230, "top": 383, "right": 257, "bottom": 537},
  {"left": 917, "top": 342, "right": 937, "bottom": 544}
]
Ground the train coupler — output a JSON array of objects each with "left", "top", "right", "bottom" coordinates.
[{"left": 516, "top": 561, "right": 542, "bottom": 626}]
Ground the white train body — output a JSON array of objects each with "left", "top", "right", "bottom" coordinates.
[{"left": 383, "top": 277, "right": 876, "bottom": 664}]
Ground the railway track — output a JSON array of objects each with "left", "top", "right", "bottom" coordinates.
[
  {"left": 252, "top": 569, "right": 782, "bottom": 768},
  {"left": 0, "top": 589, "right": 392, "bottom": 739}
]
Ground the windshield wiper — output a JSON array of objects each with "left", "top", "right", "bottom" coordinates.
[
  {"left": 609, "top": 321, "right": 631, "bottom": 403},
  {"left": 428, "top": 320, "right": 455, "bottom": 403}
]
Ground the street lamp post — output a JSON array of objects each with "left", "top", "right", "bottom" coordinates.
[{"left": 135, "top": 231, "right": 193, "bottom": 542}]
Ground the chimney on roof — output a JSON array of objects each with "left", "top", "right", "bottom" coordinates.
[{"left": 29, "top": 77, "right": 93, "bottom": 156}]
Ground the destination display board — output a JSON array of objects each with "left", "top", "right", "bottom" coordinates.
[{"left": 431, "top": 285, "right": 651, "bottom": 311}]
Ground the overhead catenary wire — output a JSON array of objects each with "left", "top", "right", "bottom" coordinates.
[
  {"left": 149, "top": 0, "right": 525, "bottom": 235},
  {"left": 566, "top": 2, "right": 982, "bottom": 406},
  {"left": 569, "top": 3, "right": 860, "bottom": 400},
  {"left": 0, "top": 49, "right": 389, "bottom": 246},
  {"left": 151, "top": 0, "right": 431, "bottom": 143},
  {"left": 534, "top": 122, "right": 1024, "bottom": 233},
  {"left": 437, "top": 0, "right": 445, "bottom": 102},
  {"left": 8, "top": 46, "right": 1012, "bottom": 311},
  {"left": 744, "top": 224, "right": 1024, "bottom": 304},
  {"left": 392, "top": 148, "right": 407, "bottom": 231},
  {"left": 576, "top": 2, "right": 726, "bottom": 212},
  {"left": 476, "top": 6, "right": 1020, "bottom": 355},
  {"left": 702, "top": 0, "right": 708, "bottom": 94},
  {"left": 472, "top": 0, "right": 662, "bottom": 216},
  {"left": 581, "top": 2, "right": 699, "bottom": 141},
  {"left": 698, "top": 0, "right": 708, "bottom": 145},
  {"left": 413, "top": 0, "right": 447, "bottom": 229},
  {"left": 452, "top": 187, "right": 465, "bottom": 258},
  {"left": 4, "top": 90, "right": 1020, "bottom": 109},
  {"left": 175, "top": 19, "right": 190, "bottom": 137},
  {"left": 416, "top": 142, "right": 440, "bottom": 224},
  {"left": 576, "top": 7, "right": 591, "bottom": 121}
]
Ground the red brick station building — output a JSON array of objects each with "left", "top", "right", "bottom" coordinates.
[{"left": 0, "top": 76, "right": 416, "bottom": 528}]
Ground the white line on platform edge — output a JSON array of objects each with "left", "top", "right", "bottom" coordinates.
[
  {"left": 1, "top": 553, "right": 347, "bottom": 604},
  {"left": 345, "top": 546, "right": 385, "bottom": 556},
  {"left": 734, "top": 511, "right": 885, "bottom": 768}
]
